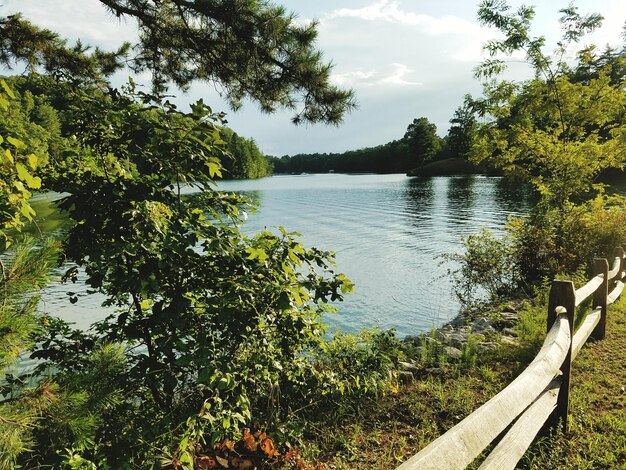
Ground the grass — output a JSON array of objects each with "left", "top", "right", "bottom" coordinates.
[{"left": 303, "top": 296, "right": 626, "bottom": 469}]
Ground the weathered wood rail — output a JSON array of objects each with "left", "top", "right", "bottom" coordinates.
[{"left": 396, "top": 247, "right": 626, "bottom": 470}]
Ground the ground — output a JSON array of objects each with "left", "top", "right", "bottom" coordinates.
[{"left": 310, "top": 296, "right": 626, "bottom": 469}]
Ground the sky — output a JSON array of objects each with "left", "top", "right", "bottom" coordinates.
[{"left": 2, "top": 0, "right": 625, "bottom": 156}]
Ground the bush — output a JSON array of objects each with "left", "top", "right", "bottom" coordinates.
[
  {"left": 448, "top": 195, "right": 626, "bottom": 309},
  {"left": 512, "top": 196, "right": 626, "bottom": 283},
  {"left": 444, "top": 229, "right": 518, "bottom": 308}
]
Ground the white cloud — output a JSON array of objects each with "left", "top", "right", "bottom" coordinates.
[
  {"left": 327, "top": 0, "right": 479, "bottom": 35},
  {"left": 331, "top": 63, "right": 421, "bottom": 87},
  {"left": 380, "top": 63, "right": 422, "bottom": 86},
  {"left": 322, "top": 0, "right": 494, "bottom": 63}
]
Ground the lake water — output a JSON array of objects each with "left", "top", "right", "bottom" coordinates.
[{"left": 32, "top": 174, "right": 535, "bottom": 337}]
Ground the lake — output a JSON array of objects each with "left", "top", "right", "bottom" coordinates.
[{"left": 32, "top": 173, "right": 535, "bottom": 337}]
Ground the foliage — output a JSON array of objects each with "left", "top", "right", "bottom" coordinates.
[
  {"left": 313, "top": 329, "right": 403, "bottom": 400},
  {"left": 0, "top": 0, "right": 370, "bottom": 467},
  {"left": 444, "top": 229, "right": 518, "bottom": 307},
  {"left": 403, "top": 117, "right": 441, "bottom": 170},
  {"left": 171, "top": 427, "right": 319, "bottom": 470},
  {"left": 2, "top": 73, "right": 273, "bottom": 183},
  {"left": 446, "top": 96, "right": 477, "bottom": 162},
  {"left": 220, "top": 128, "right": 272, "bottom": 179},
  {"left": 0, "top": 14, "right": 129, "bottom": 86},
  {"left": 0, "top": 79, "right": 62, "bottom": 470},
  {"left": 270, "top": 115, "right": 454, "bottom": 175},
  {"left": 511, "top": 196, "right": 626, "bottom": 283},
  {"left": 0, "top": 80, "right": 46, "bottom": 247},
  {"left": 448, "top": 1, "right": 626, "bottom": 299},
  {"left": 473, "top": 1, "right": 626, "bottom": 209},
  {"left": 270, "top": 138, "right": 411, "bottom": 175},
  {"left": 447, "top": 193, "right": 626, "bottom": 307},
  {"left": 15, "top": 84, "right": 354, "bottom": 467},
  {"left": 1, "top": 3, "right": 356, "bottom": 125}
]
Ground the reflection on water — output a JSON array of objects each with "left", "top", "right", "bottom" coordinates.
[{"left": 30, "top": 174, "right": 535, "bottom": 337}]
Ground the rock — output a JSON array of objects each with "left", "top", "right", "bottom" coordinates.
[
  {"left": 500, "top": 311, "right": 520, "bottom": 327},
  {"left": 502, "top": 327, "right": 518, "bottom": 337},
  {"left": 444, "top": 346, "right": 463, "bottom": 360},
  {"left": 450, "top": 315, "right": 466, "bottom": 327},
  {"left": 500, "top": 336, "right": 518, "bottom": 346},
  {"left": 404, "top": 335, "right": 422, "bottom": 346},
  {"left": 503, "top": 304, "right": 518, "bottom": 313},
  {"left": 477, "top": 341, "right": 496, "bottom": 351},
  {"left": 398, "top": 370, "right": 415, "bottom": 384},
  {"left": 472, "top": 317, "right": 495, "bottom": 333},
  {"left": 425, "top": 367, "right": 444, "bottom": 376},
  {"left": 442, "top": 332, "right": 467, "bottom": 349},
  {"left": 423, "top": 336, "right": 441, "bottom": 346},
  {"left": 398, "top": 361, "right": 420, "bottom": 375}
]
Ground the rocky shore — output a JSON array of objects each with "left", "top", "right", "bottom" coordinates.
[{"left": 397, "top": 304, "right": 522, "bottom": 382}]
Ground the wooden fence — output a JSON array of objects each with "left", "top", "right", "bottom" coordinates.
[{"left": 396, "top": 247, "right": 626, "bottom": 470}]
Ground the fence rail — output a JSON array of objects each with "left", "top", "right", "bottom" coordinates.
[{"left": 396, "top": 246, "right": 626, "bottom": 470}]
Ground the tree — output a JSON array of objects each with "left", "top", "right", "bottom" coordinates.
[
  {"left": 465, "top": 0, "right": 626, "bottom": 283},
  {"left": 1, "top": 1, "right": 356, "bottom": 125},
  {"left": 0, "top": 15, "right": 129, "bottom": 86},
  {"left": 219, "top": 128, "right": 272, "bottom": 179},
  {"left": 0, "top": 80, "right": 60, "bottom": 470},
  {"left": 447, "top": 95, "right": 477, "bottom": 161},
  {"left": 403, "top": 117, "right": 442, "bottom": 169},
  {"left": 0, "top": 1, "right": 361, "bottom": 465},
  {"left": 472, "top": 0, "right": 626, "bottom": 209},
  {"left": 0, "top": 2, "right": 366, "bottom": 466}
]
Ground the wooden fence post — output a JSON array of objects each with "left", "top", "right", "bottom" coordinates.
[
  {"left": 616, "top": 246, "right": 625, "bottom": 281},
  {"left": 547, "top": 280, "right": 575, "bottom": 433},
  {"left": 592, "top": 258, "right": 608, "bottom": 340}
]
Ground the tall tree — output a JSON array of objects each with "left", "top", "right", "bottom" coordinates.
[
  {"left": 0, "top": 79, "right": 60, "bottom": 469},
  {"left": 447, "top": 96, "right": 477, "bottom": 161},
  {"left": 473, "top": 0, "right": 626, "bottom": 208},
  {"left": 0, "top": 2, "right": 358, "bottom": 467},
  {"left": 403, "top": 117, "right": 441, "bottom": 169}
]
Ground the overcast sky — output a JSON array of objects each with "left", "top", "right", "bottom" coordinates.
[{"left": 3, "top": 0, "right": 625, "bottom": 155}]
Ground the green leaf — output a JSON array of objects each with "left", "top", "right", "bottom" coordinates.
[
  {"left": 15, "top": 162, "right": 30, "bottom": 182},
  {"left": 15, "top": 162, "right": 41, "bottom": 188},
  {"left": 246, "top": 247, "right": 268, "bottom": 263},
  {"left": 1, "top": 80, "right": 15, "bottom": 99},
  {"left": 4, "top": 148, "right": 13, "bottom": 164},
  {"left": 27, "top": 154, "right": 38, "bottom": 169},
  {"left": 7, "top": 136, "right": 26, "bottom": 149},
  {"left": 222, "top": 416, "right": 231, "bottom": 429},
  {"left": 19, "top": 202, "right": 35, "bottom": 220},
  {"left": 207, "top": 161, "right": 222, "bottom": 178}
]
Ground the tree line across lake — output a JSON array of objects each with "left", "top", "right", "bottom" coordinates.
[{"left": 269, "top": 105, "right": 476, "bottom": 175}]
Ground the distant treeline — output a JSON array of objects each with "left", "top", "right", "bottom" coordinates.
[{"left": 269, "top": 104, "right": 476, "bottom": 174}]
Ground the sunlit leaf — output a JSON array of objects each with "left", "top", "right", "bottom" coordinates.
[{"left": 1, "top": 79, "right": 15, "bottom": 99}]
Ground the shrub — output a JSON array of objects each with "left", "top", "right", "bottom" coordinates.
[
  {"left": 444, "top": 229, "right": 518, "bottom": 308},
  {"left": 448, "top": 195, "right": 626, "bottom": 309}
]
